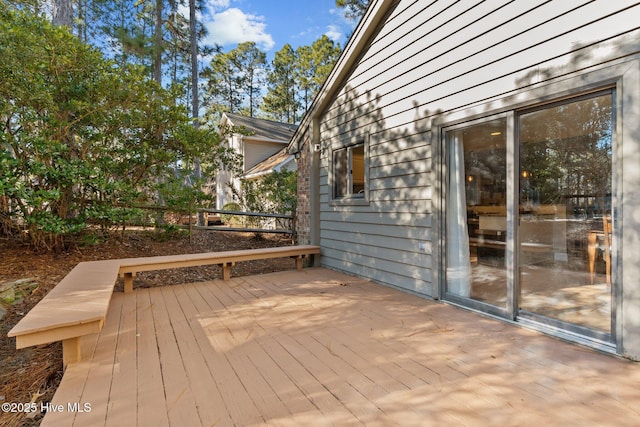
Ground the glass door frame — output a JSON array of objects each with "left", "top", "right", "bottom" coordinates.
[
  {"left": 437, "top": 88, "right": 618, "bottom": 345},
  {"left": 440, "top": 111, "right": 516, "bottom": 320},
  {"left": 514, "top": 89, "right": 617, "bottom": 344}
]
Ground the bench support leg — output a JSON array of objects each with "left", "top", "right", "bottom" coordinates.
[
  {"left": 124, "top": 272, "right": 135, "bottom": 293},
  {"left": 295, "top": 255, "right": 304, "bottom": 271},
  {"left": 221, "top": 262, "right": 235, "bottom": 281},
  {"left": 63, "top": 337, "right": 81, "bottom": 368}
]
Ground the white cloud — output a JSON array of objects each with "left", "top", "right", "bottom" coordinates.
[
  {"left": 325, "top": 24, "right": 342, "bottom": 42},
  {"left": 203, "top": 8, "right": 275, "bottom": 50}
]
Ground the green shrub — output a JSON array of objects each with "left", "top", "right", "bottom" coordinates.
[{"left": 221, "top": 202, "right": 243, "bottom": 226}]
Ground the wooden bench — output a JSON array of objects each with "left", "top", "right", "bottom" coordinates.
[
  {"left": 7, "top": 245, "right": 320, "bottom": 367},
  {"left": 118, "top": 245, "right": 321, "bottom": 291},
  {"left": 7, "top": 260, "right": 120, "bottom": 367}
]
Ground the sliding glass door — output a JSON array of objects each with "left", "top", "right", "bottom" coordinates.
[
  {"left": 444, "top": 90, "right": 615, "bottom": 341},
  {"left": 518, "top": 92, "right": 613, "bottom": 338},
  {"left": 445, "top": 117, "right": 509, "bottom": 314}
]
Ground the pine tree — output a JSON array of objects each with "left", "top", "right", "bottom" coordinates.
[
  {"left": 335, "top": 0, "right": 369, "bottom": 21},
  {"left": 234, "top": 42, "right": 267, "bottom": 118},
  {"left": 295, "top": 35, "right": 341, "bottom": 111},
  {"left": 202, "top": 50, "right": 245, "bottom": 117},
  {"left": 263, "top": 44, "right": 298, "bottom": 123}
]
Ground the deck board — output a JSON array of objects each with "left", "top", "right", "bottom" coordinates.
[
  {"left": 151, "top": 286, "right": 201, "bottom": 427},
  {"left": 105, "top": 289, "right": 137, "bottom": 427},
  {"left": 187, "top": 281, "right": 265, "bottom": 425},
  {"left": 135, "top": 288, "right": 169, "bottom": 427},
  {"left": 171, "top": 284, "right": 234, "bottom": 427},
  {"left": 77, "top": 291, "right": 123, "bottom": 426},
  {"left": 41, "top": 268, "right": 640, "bottom": 426}
]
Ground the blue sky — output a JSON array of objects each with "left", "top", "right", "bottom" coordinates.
[{"left": 198, "top": 0, "right": 358, "bottom": 58}]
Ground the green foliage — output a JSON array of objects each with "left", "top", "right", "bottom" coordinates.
[
  {"left": 234, "top": 170, "right": 297, "bottom": 230},
  {"left": 157, "top": 223, "right": 188, "bottom": 240},
  {"left": 0, "top": 6, "right": 224, "bottom": 251},
  {"left": 221, "top": 202, "right": 243, "bottom": 226},
  {"left": 335, "top": 0, "right": 370, "bottom": 21},
  {"left": 295, "top": 35, "right": 342, "bottom": 111},
  {"left": 202, "top": 42, "right": 268, "bottom": 120},
  {"left": 257, "top": 170, "right": 298, "bottom": 215},
  {"left": 203, "top": 50, "right": 245, "bottom": 118},
  {"left": 203, "top": 35, "right": 341, "bottom": 123},
  {"left": 262, "top": 44, "right": 299, "bottom": 124}
]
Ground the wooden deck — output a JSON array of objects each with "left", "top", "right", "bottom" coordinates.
[{"left": 42, "top": 268, "right": 640, "bottom": 426}]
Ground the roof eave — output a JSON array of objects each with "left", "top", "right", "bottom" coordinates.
[
  {"left": 288, "top": 0, "right": 397, "bottom": 152},
  {"left": 243, "top": 136, "right": 291, "bottom": 145}
]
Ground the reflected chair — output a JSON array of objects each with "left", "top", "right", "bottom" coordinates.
[{"left": 588, "top": 215, "right": 612, "bottom": 285}]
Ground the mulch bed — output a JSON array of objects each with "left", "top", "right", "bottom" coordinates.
[{"left": 0, "top": 229, "right": 295, "bottom": 426}]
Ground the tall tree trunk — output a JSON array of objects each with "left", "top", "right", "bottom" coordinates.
[
  {"left": 53, "top": 0, "right": 73, "bottom": 28},
  {"left": 152, "top": 0, "right": 165, "bottom": 226},
  {"left": 248, "top": 70, "right": 254, "bottom": 117},
  {"left": 189, "top": 0, "right": 198, "bottom": 126},
  {"left": 153, "top": 0, "right": 163, "bottom": 84},
  {"left": 76, "top": 0, "right": 85, "bottom": 41},
  {"left": 190, "top": 0, "right": 204, "bottom": 226}
]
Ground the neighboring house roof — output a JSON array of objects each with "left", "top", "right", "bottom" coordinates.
[
  {"left": 242, "top": 147, "right": 296, "bottom": 180},
  {"left": 222, "top": 112, "right": 298, "bottom": 143},
  {"left": 288, "top": 0, "right": 392, "bottom": 154}
]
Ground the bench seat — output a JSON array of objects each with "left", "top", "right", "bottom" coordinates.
[
  {"left": 8, "top": 245, "right": 320, "bottom": 367},
  {"left": 7, "top": 260, "right": 120, "bottom": 366},
  {"left": 118, "top": 245, "right": 320, "bottom": 290}
]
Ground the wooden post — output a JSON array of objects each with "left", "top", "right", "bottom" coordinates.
[
  {"left": 295, "top": 255, "right": 304, "bottom": 271},
  {"left": 124, "top": 272, "right": 135, "bottom": 293},
  {"left": 62, "top": 337, "right": 81, "bottom": 368},
  {"left": 221, "top": 262, "right": 235, "bottom": 281}
]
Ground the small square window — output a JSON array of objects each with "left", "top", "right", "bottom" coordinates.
[{"left": 331, "top": 139, "right": 368, "bottom": 204}]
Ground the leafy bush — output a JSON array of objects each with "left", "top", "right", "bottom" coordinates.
[
  {"left": 221, "top": 202, "right": 243, "bottom": 226},
  {"left": 232, "top": 170, "right": 297, "bottom": 232},
  {"left": 0, "top": 6, "right": 226, "bottom": 251}
]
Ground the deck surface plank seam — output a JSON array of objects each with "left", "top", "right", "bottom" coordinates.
[
  {"left": 170, "top": 284, "right": 234, "bottom": 426},
  {"left": 188, "top": 280, "right": 266, "bottom": 425},
  {"left": 105, "top": 290, "right": 138, "bottom": 427},
  {"left": 149, "top": 287, "right": 201, "bottom": 426}
]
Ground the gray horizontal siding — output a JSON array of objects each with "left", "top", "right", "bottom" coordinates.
[
  {"left": 319, "top": 197, "right": 431, "bottom": 215},
  {"left": 322, "top": 1, "right": 640, "bottom": 138},
  {"left": 315, "top": 0, "right": 640, "bottom": 295},
  {"left": 320, "top": 235, "right": 431, "bottom": 268},
  {"left": 320, "top": 246, "right": 434, "bottom": 296},
  {"left": 352, "top": 0, "right": 523, "bottom": 88},
  {"left": 319, "top": 211, "right": 432, "bottom": 228},
  {"left": 321, "top": 218, "right": 432, "bottom": 241}
]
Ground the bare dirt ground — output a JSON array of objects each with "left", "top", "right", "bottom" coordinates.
[{"left": 0, "top": 229, "right": 295, "bottom": 426}]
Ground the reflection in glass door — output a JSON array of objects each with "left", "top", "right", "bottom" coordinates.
[
  {"left": 444, "top": 90, "right": 615, "bottom": 342},
  {"left": 518, "top": 93, "right": 613, "bottom": 338},
  {"left": 445, "top": 118, "right": 508, "bottom": 312}
]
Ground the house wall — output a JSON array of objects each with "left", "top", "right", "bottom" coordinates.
[
  {"left": 216, "top": 133, "right": 243, "bottom": 209},
  {"left": 244, "top": 140, "right": 287, "bottom": 170},
  {"left": 216, "top": 134, "right": 289, "bottom": 209},
  {"left": 309, "top": 1, "right": 640, "bottom": 307}
]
